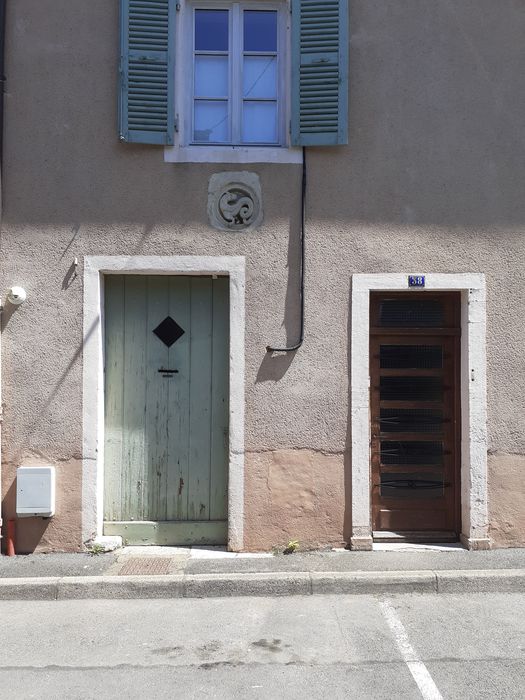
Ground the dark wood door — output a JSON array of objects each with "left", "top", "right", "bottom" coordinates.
[{"left": 370, "top": 292, "right": 461, "bottom": 538}]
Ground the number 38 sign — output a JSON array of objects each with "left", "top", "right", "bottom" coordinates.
[{"left": 408, "top": 275, "right": 425, "bottom": 288}]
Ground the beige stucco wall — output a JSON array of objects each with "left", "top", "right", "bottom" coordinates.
[{"left": 1, "top": 0, "right": 524, "bottom": 551}]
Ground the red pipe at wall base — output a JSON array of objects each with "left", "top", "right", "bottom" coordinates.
[{"left": 6, "top": 519, "right": 16, "bottom": 556}]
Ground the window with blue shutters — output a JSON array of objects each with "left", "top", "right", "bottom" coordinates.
[{"left": 119, "top": 0, "right": 348, "bottom": 156}]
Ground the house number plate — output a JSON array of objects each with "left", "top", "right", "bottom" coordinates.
[{"left": 408, "top": 275, "right": 425, "bottom": 288}]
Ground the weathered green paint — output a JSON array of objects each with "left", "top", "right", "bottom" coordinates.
[
  {"left": 104, "top": 521, "right": 228, "bottom": 547},
  {"left": 145, "top": 276, "right": 170, "bottom": 520},
  {"left": 103, "top": 276, "right": 125, "bottom": 521},
  {"left": 188, "top": 278, "right": 213, "bottom": 521},
  {"left": 210, "top": 277, "right": 230, "bottom": 520},
  {"left": 167, "top": 277, "right": 191, "bottom": 521},
  {"left": 119, "top": 0, "right": 176, "bottom": 145},
  {"left": 291, "top": 0, "right": 349, "bottom": 146},
  {"left": 122, "top": 276, "right": 147, "bottom": 520},
  {"left": 104, "top": 275, "right": 229, "bottom": 544}
]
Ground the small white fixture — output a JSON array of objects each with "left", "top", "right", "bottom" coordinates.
[
  {"left": 7, "top": 286, "right": 27, "bottom": 305},
  {"left": 16, "top": 466, "right": 56, "bottom": 517}
]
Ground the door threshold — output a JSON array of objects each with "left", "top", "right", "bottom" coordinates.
[
  {"left": 104, "top": 520, "right": 227, "bottom": 546},
  {"left": 373, "top": 530, "right": 459, "bottom": 544}
]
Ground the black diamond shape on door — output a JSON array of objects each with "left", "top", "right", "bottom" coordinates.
[{"left": 153, "top": 316, "right": 185, "bottom": 347}]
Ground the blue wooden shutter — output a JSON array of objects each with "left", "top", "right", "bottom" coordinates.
[
  {"left": 119, "top": 0, "right": 175, "bottom": 145},
  {"left": 291, "top": 0, "right": 348, "bottom": 146}
]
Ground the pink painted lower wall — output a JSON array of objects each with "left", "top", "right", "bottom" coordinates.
[
  {"left": 2, "top": 450, "right": 524, "bottom": 552},
  {"left": 243, "top": 449, "right": 348, "bottom": 551},
  {"left": 488, "top": 453, "right": 525, "bottom": 548},
  {"left": 1, "top": 460, "right": 82, "bottom": 553}
]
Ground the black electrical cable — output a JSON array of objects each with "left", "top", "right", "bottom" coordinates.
[{"left": 266, "top": 146, "right": 306, "bottom": 352}]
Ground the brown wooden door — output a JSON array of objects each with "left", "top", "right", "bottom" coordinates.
[{"left": 370, "top": 292, "right": 461, "bottom": 538}]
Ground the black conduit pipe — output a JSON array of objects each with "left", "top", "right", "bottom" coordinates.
[{"left": 266, "top": 146, "right": 306, "bottom": 352}]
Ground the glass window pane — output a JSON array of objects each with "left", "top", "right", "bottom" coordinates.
[
  {"left": 379, "top": 409, "right": 444, "bottom": 434},
  {"left": 194, "top": 101, "right": 229, "bottom": 143},
  {"left": 195, "top": 56, "right": 228, "bottom": 98},
  {"left": 380, "top": 376, "right": 443, "bottom": 401},
  {"left": 243, "top": 56, "right": 277, "bottom": 98},
  {"left": 242, "top": 102, "right": 277, "bottom": 143},
  {"left": 244, "top": 11, "right": 277, "bottom": 52},
  {"left": 195, "top": 10, "right": 228, "bottom": 51},
  {"left": 380, "top": 441, "right": 443, "bottom": 466},
  {"left": 379, "top": 299, "right": 444, "bottom": 327},
  {"left": 380, "top": 345, "right": 443, "bottom": 369}
]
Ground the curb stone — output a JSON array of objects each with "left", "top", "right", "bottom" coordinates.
[
  {"left": 310, "top": 570, "right": 436, "bottom": 595},
  {"left": 435, "top": 569, "right": 525, "bottom": 593},
  {"left": 0, "top": 577, "right": 60, "bottom": 601},
  {"left": 0, "top": 569, "right": 523, "bottom": 600},
  {"left": 184, "top": 572, "right": 311, "bottom": 598},
  {"left": 57, "top": 575, "right": 185, "bottom": 600}
]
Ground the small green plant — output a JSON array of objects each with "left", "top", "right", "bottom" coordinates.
[
  {"left": 86, "top": 543, "right": 105, "bottom": 556},
  {"left": 283, "top": 539, "right": 299, "bottom": 555}
]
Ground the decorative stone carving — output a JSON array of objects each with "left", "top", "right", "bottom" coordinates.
[
  {"left": 208, "top": 172, "right": 263, "bottom": 231},
  {"left": 219, "top": 188, "right": 254, "bottom": 227}
]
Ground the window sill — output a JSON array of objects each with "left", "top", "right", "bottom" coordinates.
[{"left": 164, "top": 144, "right": 302, "bottom": 164}]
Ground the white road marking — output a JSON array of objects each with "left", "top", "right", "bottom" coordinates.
[{"left": 380, "top": 599, "right": 443, "bottom": 700}]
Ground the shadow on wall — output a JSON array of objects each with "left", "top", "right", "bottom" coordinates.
[
  {"left": 62, "top": 259, "right": 79, "bottom": 290},
  {"left": 0, "top": 480, "right": 50, "bottom": 554},
  {"left": 1, "top": 304, "right": 51, "bottom": 552},
  {"left": 0, "top": 299, "right": 19, "bottom": 329},
  {"left": 60, "top": 223, "right": 81, "bottom": 261},
  {"left": 256, "top": 210, "right": 302, "bottom": 383},
  {"left": 2, "top": 317, "right": 98, "bottom": 466},
  {"left": 305, "top": 0, "right": 525, "bottom": 230},
  {"left": 257, "top": 351, "right": 295, "bottom": 383},
  {"left": 5, "top": 2, "right": 525, "bottom": 229},
  {"left": 0, "top": 309, "right": 91, "bottom": 553}
]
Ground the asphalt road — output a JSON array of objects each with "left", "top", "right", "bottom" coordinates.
[{"left": 0, "top": 593, "right": 523, "bottom": 699}]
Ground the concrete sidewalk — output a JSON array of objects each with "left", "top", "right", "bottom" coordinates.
[{"left": 0, "top": 545, "right": 524, "bottom": 599}]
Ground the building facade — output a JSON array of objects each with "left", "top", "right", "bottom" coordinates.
[{"left": 1, "top": 0, "right": 524, "bottom": 553}]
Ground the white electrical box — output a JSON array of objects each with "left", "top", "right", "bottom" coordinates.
[{"left": 16, "top": 466, "right": 56, "bottom": 518}]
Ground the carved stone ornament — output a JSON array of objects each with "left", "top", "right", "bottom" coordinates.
[
  {"left": 218, "top": 188, "right": 255, "bottom": 227},
  {"left": 208, "top": 172, "right": 263, "bottom": 231}
]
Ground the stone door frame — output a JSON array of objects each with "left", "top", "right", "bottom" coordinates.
[
  {"left": 350, "top": 273, "right": 489, "bottom": 550},
  {"left": 82, "top": 256, "right": 246, "bottom": 551}
]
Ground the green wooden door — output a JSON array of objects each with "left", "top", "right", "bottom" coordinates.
[{"left": 103, "top": 275, "right": 229, "bottom": 545}]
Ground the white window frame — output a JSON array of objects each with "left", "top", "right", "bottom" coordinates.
[{"left": 165, "top": 0, "right": 302, "bottom": 164}]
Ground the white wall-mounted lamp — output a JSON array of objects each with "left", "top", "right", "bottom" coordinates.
[{"left": 7, "top": 286, "right": 27, "bottom": 306}]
